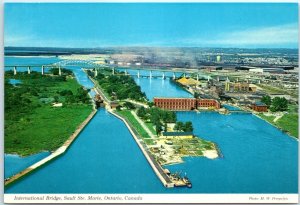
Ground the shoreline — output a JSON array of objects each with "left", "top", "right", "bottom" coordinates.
[
  {"left": 4, "top": 74, "right": 98, "bottom": 187},
  {"left": 5, "top": 109, "right": 97, "bottom": 187},
  {"left": 254, "top": 113, "right": 298, "bottom": 141},
  {"left": 108, "top": 110, "right": 175, "bottom": 188}
]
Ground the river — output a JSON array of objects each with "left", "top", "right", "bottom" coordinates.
[{"left": 4, "top": 56, "right": 298, "bottom": 193}]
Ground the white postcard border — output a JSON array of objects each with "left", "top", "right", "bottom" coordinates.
[{"left": 4, "top": 194, "right": 299, "bottom": 203}]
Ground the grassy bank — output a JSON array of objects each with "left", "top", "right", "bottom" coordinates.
[
  {"left": 5, "top": 71, "right": 93, "bottom": 156},
  {"left": 116, "top": 110, "right": 151, "bottom": 139},
  {"left": 257, "top": 105, "right": 298, "bottom": 138}
]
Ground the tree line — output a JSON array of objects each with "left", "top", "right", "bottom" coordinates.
[
  {"left": 93, "top": 73, "right": 147, "bottom": 102},
  {"left": 261, "top": 95, "right": 288, "bottom": 112}
]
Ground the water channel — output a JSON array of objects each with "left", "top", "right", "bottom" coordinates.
[{"left": 4, "top": 56, "right": 298, "bottom": 193}]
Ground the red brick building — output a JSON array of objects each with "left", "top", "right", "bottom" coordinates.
[
  {"left": 153, "top": 97, "right": 220, "bottom": 110},
  {"left": 251, "top": 102, "right": 268, "bottom": 112},
  {"left": 153, "top": 98, "right": 196, "bottom": 110},
  {"left": 198, "top": 99, "right": 220, "bottom": 109}
]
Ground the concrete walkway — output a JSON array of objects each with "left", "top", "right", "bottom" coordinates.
[
  {"left": 125, "top": 99, "right": 149, "bottom": 108},
  {"left": 274, "top": 114, "right": 284, "bottom": 122},
  {"left": 131, "top": 111, "right": 156, "bottom": 139}
]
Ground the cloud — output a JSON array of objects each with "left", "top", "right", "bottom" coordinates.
[{"left": 183, "top": 23, "right": 299, "bottom": 48}]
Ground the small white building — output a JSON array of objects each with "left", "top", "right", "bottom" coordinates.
[{"left": 249, "top": 68, "right": 285, "bottom": 74}]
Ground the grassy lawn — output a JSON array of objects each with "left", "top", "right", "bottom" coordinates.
[
  {"left": 144, "top": 139, "right": 155, "bottom": 145},
  {"left": 257, "top": 114, "right": 276, "bottom": 124},
  {"left": 258, "top": 84, "right": 298, "bottom": 98},
  {"left": 258, "top": 108, "right": 298, "bottom": 139},
  {"left": 5, "top": 105, "right": 92, "bottom": 155},
  {"left": 116, "top": 110, "right": 151, "bottom": 139},
  {"left": 276, "top": 114, "right": 298, "bottom": 138},
  {"left": 145, "top": 122, "right": 156, "bottom": 135},
  {"left": 5, "top": 72, "right": 93, "bottom": 156}
]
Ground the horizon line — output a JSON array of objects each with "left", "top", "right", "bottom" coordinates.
[{"left": 4, "top": 46, "right": 299, "bottom": 50}]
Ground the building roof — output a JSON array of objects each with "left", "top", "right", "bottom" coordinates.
[
  {"left": 153, "top": 97, "right": 195, "bottom": 99},
  {"left": 254, "top": 101, "right": 267, "bottom": 106},
  {"left": 177, "top": 77, "right": 199, "bottom": 86},
  {"left": 162, "top": 132, "right": 194, "bottom": 136}
]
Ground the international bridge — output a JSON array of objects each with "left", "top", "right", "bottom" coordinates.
[{"left": 4, "top": 59, "right": 285, "bottom": 84}]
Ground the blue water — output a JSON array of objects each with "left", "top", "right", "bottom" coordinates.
[
  {"left": 4, "top": 56, "right": 298, "bottom": 194},
  {"left": 8, "top": 79, "right": 21, "bottom": 85},
  {"left": 165, "top": 112, "right": 298, "bottom": 193},
  {"left": 5, "top": 152, "right": 50, "bottom": 179},
  {"left": 222, "top": 104, "right": 241, "bottom": 111},
  {"left": 117, "top": 68, "right": 193, "bottom": 101}
]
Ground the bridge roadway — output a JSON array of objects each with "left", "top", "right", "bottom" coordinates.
[{"left": 7, "top": 62, "right": 295, "bottom": 85}]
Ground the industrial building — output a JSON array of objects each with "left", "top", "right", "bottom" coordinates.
[
  {"left": 251, "top": 102, "right": 268, "bottom": 112},
  {"left": 153, "top": 97, "right": 220, "bottom": 110},
  {"left": 249, "top": 68, "right": 285, "bottom": 74}
]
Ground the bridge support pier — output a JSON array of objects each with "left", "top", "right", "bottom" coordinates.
[
  {"left": 27, "top": 66, "right": 31, "bottom": 74},
  {"left": 58, "top": 66, "right": 62, "bottom": 76},
  {"left": 41, "top": 66, "right": 44, "bottom": 75},
  {"left": 13, "top": 66, "right": 17, "bottom": 75},
  {"left": 125, "top": 69, "right": 127, "bottom": 75},
  {"left": 173, "top": 72, "right": 176, "bottom": 80},
  {"left": 217, "top": 76, "right": 220, "bottom": 82},
  {"left": 112, "top": 68, "right": 115, "bottom": 75},
  {"left": 149, "top": 70, "right": 152, "bottom": 79},
  {"left": 196, "top": 74, "right": 199, "bottom": 81},
  {"left": 94, "top": 69, "right": 98, "bottom": 77},
  {"left": 162, "top": 72, "right": 165, "bottom": 79},
  {"left": 137, "top": 70, "right": 140, "bottom": 78}
]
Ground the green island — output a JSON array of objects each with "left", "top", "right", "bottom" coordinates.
[
  {"left": 5, "top": 69, "right": 93, "bottom": 156},
  {"left": 88, "top": 69, "right": 220, "bottom": 165}
]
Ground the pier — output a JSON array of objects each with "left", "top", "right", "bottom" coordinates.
[
  {"left": 88, "top": 73, "right": 175, "bottom": 188},
  {"left": 109, "top": 111, "right": 174, "bottom": 188}
]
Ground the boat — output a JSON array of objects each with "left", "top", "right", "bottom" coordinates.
[{"left": 183, "top": 177, "right": 192, "bottom": 188}]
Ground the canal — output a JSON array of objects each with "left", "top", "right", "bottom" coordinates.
[{"left": 4, "top": 56, "right": 298, "bottom": 193}]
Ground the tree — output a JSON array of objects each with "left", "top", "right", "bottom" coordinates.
[
  {"left": 183, "top": 121, "right": 193, "bottom": 132},
  {"left": 155, "top": 121, "right": 163, "bottom": 135},
  {"left": 123, "top": 102, "right": 136, "bottom": 110},
  {"left": 53, "top": 96, "right": 59, "bottom": 103},
  {"left": 194, "top": 92, "right": 200, "bottom": 99},
  {"left": 116, "top": 105, "right": 122, "bottom": 111},
  {"left": 174, "top": 121, "right": 184, "bottom": 131},
  {"left": 137, "top": 107, "right": 147, "bottom": 118},
  {"left": 261, "top": 95, "right": 272, "bottom": 107},
  {"left": 270, "top": 97, "right": 288, "bottom": 112},
  {"left": 147, "top": 102, "right": 154, "bottom": 107}
]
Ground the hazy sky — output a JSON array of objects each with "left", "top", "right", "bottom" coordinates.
[{"left": 4, "top": 3, "right": 299, "bottom": 48}]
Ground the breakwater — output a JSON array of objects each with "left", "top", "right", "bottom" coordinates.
[
  {"left": 5, "top": 106, "right": 97, "bottom": 187},
  {"left": 88, "top": 74, "right": 175, "bottom": 188},
  {"left": 109, "top": 111, "right": 174, "bottom": 188}
]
